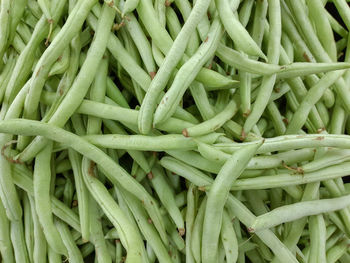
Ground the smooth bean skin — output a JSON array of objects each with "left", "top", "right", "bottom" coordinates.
[
  {"left": 202, "top": 141, "right": 262, "bottom": 263},
  {"left": 153, "top": 17, "right": 224, "bottom": 125},
  {"left": 81, "top": 157, "right": 145, "bottom": 263},
  {"left": 250, "top": 194, "right": 350, "bottom": 232},
  {"left": 150, "top": 165, "right": 184, "bottom": 233},
  {"left": 0, "top": 198, "right": 14, "bottom": 263},
  {"left": 160, "top": 156, "right": 298, "bottom": 263},
  {"left": 183, "top": 100, "right": 238, "bottom": 137},
  {"left": 243, "top": 0, "right": 281, "bottom": 136},
  {"left": 214, "top": 134, "right": 350, "bottom": 154},
  {"left": 0, "top": 118, "right": 167, "bottom": 245},
  {"left": 17, "top": 3, "right": 115, "bottom": 162},
  {"left": 286, "top": 69, "right": 345, "bottom": 134},
  {"left": 83, "top": 133, "right": 221, "bottom": 152},
  {"left": 34, "top": 141, "right": 67, "bottom": 255},
  {"left": 122, "top": 0, "right": 140, "bottom": 15},
  {"left": 221, "top": 211, "right": 238, "bottom": 263},
  {"left": 137, "top": 0, "right": 211, "bottom": 134},
  {"left": 216, "top": 0, "right": 266, "bottom": 59},
  {"left": 0, "top": 0, "right": 11, "bottom": 70},
  {"left": 22, "top": 0, "right": 87, "bottom": 120}
]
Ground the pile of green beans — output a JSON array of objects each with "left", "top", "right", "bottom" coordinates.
[{"left": 1, "top": 0, "right": 350, "bottom": 262}]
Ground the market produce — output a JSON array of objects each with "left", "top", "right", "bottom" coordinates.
[{"left": 1, "top": 0, "right": 350, "bottom": 262}]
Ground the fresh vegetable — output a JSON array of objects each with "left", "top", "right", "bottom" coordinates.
[{"left": 1, "top": 0, "right": 350, "bottom": 262}]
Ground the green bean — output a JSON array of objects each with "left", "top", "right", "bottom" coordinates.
[
  {"left": 11, "top": 220, "right": 30, "bottom": 263},
  {"left": 302, "top": 148, "right": 350, "bottom": 172},
  {"left": 326, "top": 230, "right": 344, "bottom": 251},
  {"left": 154, "top": 0, "right": 166, "bottom": 27},
  {"left": 216, "top": 0, "right": 266, "bottom": 59},
  {"left": 67, "top": 149, "right": 89, "bottom": 242},
  {"left": 142, "top": 0, "right": 238, "bottom": 89},
  {"left": 42, "top": 33, "right": 81, "bottom": 123},
  {"left": 105, "top": 121, "right": 151, "bottom": 172},
  {"left": 37, "top": 0, "right": 52, "bottom": 24},
  {"left": 154, "top": 17, "right": 224, "bottom": 125},
  {"left": 242, "top": 0, "right": 280, "bottom": 136},
  {"left": 0, "top": 52, "right": 17, "bottom": 106},
  {"left": 0, "top": 141, "right": 22, "bottom": 221},
  {"left": 249, "top": 194, "right": 350, "bottom": 232},
  {"left": 55, "top": 218, "right": 84, "bottom": 263},
  {"left": 81, "top": 157, "right": 146, "bottom": 263},
  {"left": 150, "top": 164, "right": 184, "bottom": 234},
  {"left": 34, "top": 141, "right": 67, "bottom": 255},
  {"left": 166, "top": 6, "right": 182, "bottom": 39},
  {"left": 8, "top": 0, "right": 28, "bottom": 46},
  {"left": 167, "top": 150, "right": 220, "bottom": 175},
  {"left": 227, "top": 162, "right": 350, "bottom": 190},
  {"left": 138, "top": 0, "right": 211, "bottom": 134},
  {"left": 12, "top": 161, "right": 81, "bottom": 232},
  {"left": 267, "top": 102, "right": 286, "bottom": 135},
  {"left": 216, "top": 43, "right": 350, "bottom": 78},
  {"left": 4, "top": 0, "right": 66, "bottom": 108},
  {"left": 122, "top": 0, "right": 140, "bottom": 16},
  {"left": 125, "top": 13, "right": 156, "bottom": 76},
  {"left": 191, "top": 198, "right": 206, "bottom": 263},
  {"left": 214, "top": 134, "right": 350, "bottom": 154},
  {"left": 49, "top": 46, "right": 70, "bottom": 76},
  {"left": 221, "top": 210, "right": 238, "bottom": 263},
  {"left": 281, "top": 33, "right": 294, "bottom": 61},
  {"left": 226, "top": 196, "right": 298, "bottom": 263},
  {"left": 184, "top": 184, "right": 196, "bottom": 263},
  {"left": 48, "top": 245, "right": 61, "bottom": 263},
  {"left": 28, "top": 196, "right": 47, "bottom": 263},
  {"left": 88, "top": 194, "right": 112, "bottom": 263},
  {"left": 119, "top": 187, "right": 173, "bottom": 263},
  {"left": 7, "top": 120, "right": 167, "bottom": 240},
  {"left": 23, "top": 0, "right": 97, "bottom": 124},
  {"left": 332, "top": 0, "right": 350, "bottom": 30},
  {"left": 306, "top": 0, "right": 337, "bottom": 61},
  {"left": 183, "top": 100, "right": 238, "bottom": 137},
  {"left": 326, "top": 238, "right": 349, "bottom": 263},
  {"left": 327, "top": 11, "right": 348, "bottom": 38},
  {"left": 238, "top": 0, "right": 254, "bottom": 27},
  {"left": 202, "top": 141, "right": 262, "bottom": 263},
  {"left": 16, "top": 22, "right": 32, "bottom": 44},
  {"left": 83, "top": 133, "right": 221, "bottom": 151},
  {"left": 106, "top": 78, "right": 130, "bottom": 108},
  {"left": 23, "top": 194, "right": 33, "bottom": 263},
  {"left": 0, "top": 0, "right": 11, "bottom": 70},
  {"left": 286, "top": 70, "right": 345, "bottom": 134},
  {"left": 283, "top": 1, "right": 350, "bottom": 112},
  {"left": 308, "top": 214, "right": 327, "bottom": 263},
  {"left": 17, "top": 3, "right": 115, "bottom": 162},
  {"left": 0, "top": 197, "right": 14, "bottom": 263},
  {"left": 161, "top": 155, "right": 298, "bottom": 262}
]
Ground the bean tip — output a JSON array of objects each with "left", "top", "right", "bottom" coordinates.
[
  {"left": 178, "top": 228, "right": 185, "bottom": 236},
  {"left": 182, "top": 129, "right": 189, "bottom": 137},
  {"left": 247, "top": 227, "right": 255, "bottom": 233},
  {"left": 147, "top": 172, "right": 153, "bottom": 180},
  {"left": 198, "top": 186, "right": 206, "bottom": 192}
]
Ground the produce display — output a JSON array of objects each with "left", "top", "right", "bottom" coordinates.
[{"left": 1, "top": 0, "right": 350, "bottom": 262}]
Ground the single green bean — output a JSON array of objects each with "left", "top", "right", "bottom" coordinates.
[
  {"left": 183, "top": 100, "right": 238, "bottom": 137},
  {"left": 34, "top": 141, "right": 67, "bottom": 255},
  {"left": 83, "top": 133, "right": 221, "bottom": 152},
  {"left": 249, "top": 194, "right": 350, "bottom": 232},
  {"left": 202, "top": 141, "right": 262, "bottom": 263}
]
